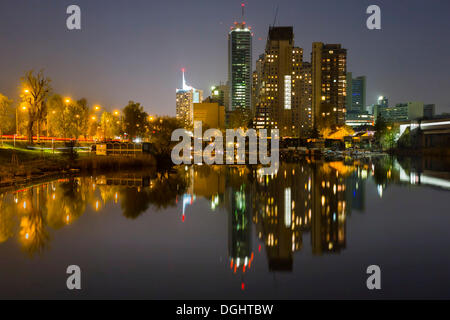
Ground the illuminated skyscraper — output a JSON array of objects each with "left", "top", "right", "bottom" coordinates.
[
  {"left": 176, "top": 69, "right": 203, "bottom": 128},
  {"left": 311, "top": 43, "right": 347, "bottom": 129},
  {"left": 228, "top": 11, "right": 252, "bottom": 113},
  {"left": 254, "top": 26, "right": 303, "bottom": 137},
  {"left": 300, "top": 62, "right": 313, "bottom": 134}
]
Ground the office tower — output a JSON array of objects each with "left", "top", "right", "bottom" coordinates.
[
  {"left": 300, "top": 62, "right": 313, "bottom": 134},
  {"left": 228, "top": 19, "right": 252, "bottom": 112},
  {"left": 254, "top": 26, "right": 303, "bottom": 137},
  {"left": 346, "top": 73, "right": 366, "bottom": 113},
  {"left": 176, "top": 69, "right": 203, "bottom": 128},
  {"left": 311, "top": 43, "right": 347, "bottom": 129}
]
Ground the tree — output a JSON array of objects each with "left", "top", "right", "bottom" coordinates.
[
  {"left": 122, "top": 101, "right": 148, "bottom": 139},
  {"left": 148, "top": 116, "right": 183, "bottom": 165},
  {"left": 47, "top": 94, "right": 71, "bottom": 138},
  {"left": 68, "top": 98, "right": 89, "bottom": 139},
  {"left": 99, "top": 111, "right": 119, "bottom": 140},
  {"left": 20, "top": 70, "right": 52, "bottom": 144},
  {"left": 0, "top": 94, "right": 14, "bottom": 141},
  {"left": 227, "top": 108, "right": 251, "bottom": 129}
]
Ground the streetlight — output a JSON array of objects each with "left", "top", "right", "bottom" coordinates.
[
  {"left": 94, "top": 105, "right": 101, "bottom": 111},
  {"left": 65, "top": 98, "right": 71, "bottom": 104}
]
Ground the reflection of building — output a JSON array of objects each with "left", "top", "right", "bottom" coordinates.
[
  {"left": 311, "top": 162, "right": 348, "bottom": 255},
  {"left": 250, "top": 161, "right": 353, "bottom": 269},
  {"left": 176, "top": 69, "right": 203, "bottom": 128},
  {"left": 253, "top": 164, "right": 309, "bottom": 271},
  {"left": 228, "top": 184, "right": 252, "bottom": 270},
  {"left": 345, "top": 169, "right": 366, "bottom": 212},
  {"left": 312, "top": 43, "right": 347, "bottom": 128}
]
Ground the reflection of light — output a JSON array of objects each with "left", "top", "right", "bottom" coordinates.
[
  {"left": 95, "top": 200, "right": 99, "bottom": 211},
  {"left": 284, "top": 188, "right": 291, "bottom": 228},
  {"left": 66, "top": 215, "right": 70, "bottom": 223},
  {"left": 377, "top": 185, "right": 383, "bottom": 198},
  {"left": 23, "top": 201, "right": 26, "bottom": 209},
  {"left": 25, "top": 233, "right": 29, "bottom": 240}
]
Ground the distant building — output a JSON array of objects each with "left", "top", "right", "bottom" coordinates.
[
  {"left": 346, "top": 73, "right": 366, "bottom": 114},
  {"left": 311, "top": 43, "right": 347, "bottom": 129},
  {"left": 423, "top": 104, "right": 436, "bottom": 119},
  {"left": 375, "top": 101, "right": 424, "bottom": 122},
  {"left": 193, "top": 102, "right": 225, "bottom": 129},
  {"left": 228, "top": 21, "right": 252, "bottom": 112},
  {"left": 252, "top": 54, "right": 264, "bottom": 116},
  {"left": 345, "top": 111, "right": 374, "bottom": 127},
  {"left": 210, "top": 84, "right": 229, "bottom": 109},
  {"left": 176, "top": 70, "right": 203, "bottom": 128}
]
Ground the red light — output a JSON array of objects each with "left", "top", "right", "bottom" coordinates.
[
  {"left": 241, "top": 283, "right": 245, "bottom": 290},
  {"left": 243, "top": 265, "right": 246, "bottom": 273},
  {"left": 181, "top": 68, "right": 185, "bottom": 72},
  {"left": 182, "top": 215, "right": 185, "bottom": 222},
  {"left": 241, "top": 3, "right": 245, "bottom": 7},
  {"left": 258, "top": 244, "right": 261, "bottom": 252}
]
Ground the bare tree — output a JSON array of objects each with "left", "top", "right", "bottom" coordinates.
[{"left": 20, "top": 70, "right": 52, "bottom": 144}]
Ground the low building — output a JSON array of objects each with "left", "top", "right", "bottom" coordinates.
[
  {"left": 345, "top": 111, "right": 374, "bottom": 127},
  {"left": 374, "top": 101, "right": 424, "bottom": 122},
  {"left": 193, "top": 102, "right": 225, "bottom": 129}
]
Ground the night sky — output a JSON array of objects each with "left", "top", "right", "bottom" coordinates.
[{"left": 0, "top": 0, "right": 449, "bottom": 116}]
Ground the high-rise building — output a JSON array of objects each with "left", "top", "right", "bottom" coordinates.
[
  {"left": 252, "top": 54, "right": 264, "bottom": 116},
  {"left": 228, "top": 20, "right": 252, "bottom": 112},
  {"left": 299, "top": 62, "right": 313, "bottom": 134},
  {"left": 254, "top": 26, "right": 303, "bottom": 137},
  {"left": 311, "top": 43, "right": 347, "bottom": 129},
  {"left": 346, "top": 73, "right": 366, "bottom": 114},
  {"left": 176, "top": 69, "right": 203, "bottom": 128}
]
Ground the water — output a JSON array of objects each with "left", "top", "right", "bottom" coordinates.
[{"left": 1, "top": 156, "right": 450, "bottom": 299}]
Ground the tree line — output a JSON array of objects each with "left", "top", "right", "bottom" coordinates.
[{"left": 0, "top": 70, "right": 181, "bottom": 145}]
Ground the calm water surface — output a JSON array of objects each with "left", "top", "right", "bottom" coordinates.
[{"left": 1, "top": 157, "right": 450, "bottom": 299}]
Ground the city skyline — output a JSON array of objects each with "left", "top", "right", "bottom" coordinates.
[{"left": 0, "top": 0, "right": 449, "bottom": 116}]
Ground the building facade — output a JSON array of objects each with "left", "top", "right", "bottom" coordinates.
[
  {"left": 253, "top": 26, "right": 303, "bottom": 137},
  {"left": 346, "top": 73, "right": 366, "bottom": 114},
  {"left": 311, "top": 43, "right": 347, "bottom": 129},
  {"left": 374, "top": 101, "right": 424, "bottom": 122},
  {"left": 193, "top": 102, "right": 225, "bottom": 129}
]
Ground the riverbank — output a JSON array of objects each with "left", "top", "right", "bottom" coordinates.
[{"left": 0, "top": 147, "right": 157, "bottom": 189}]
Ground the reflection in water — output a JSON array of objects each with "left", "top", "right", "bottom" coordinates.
[{"left": 0, "top": 157, "right": 449, "bottom": 269}]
